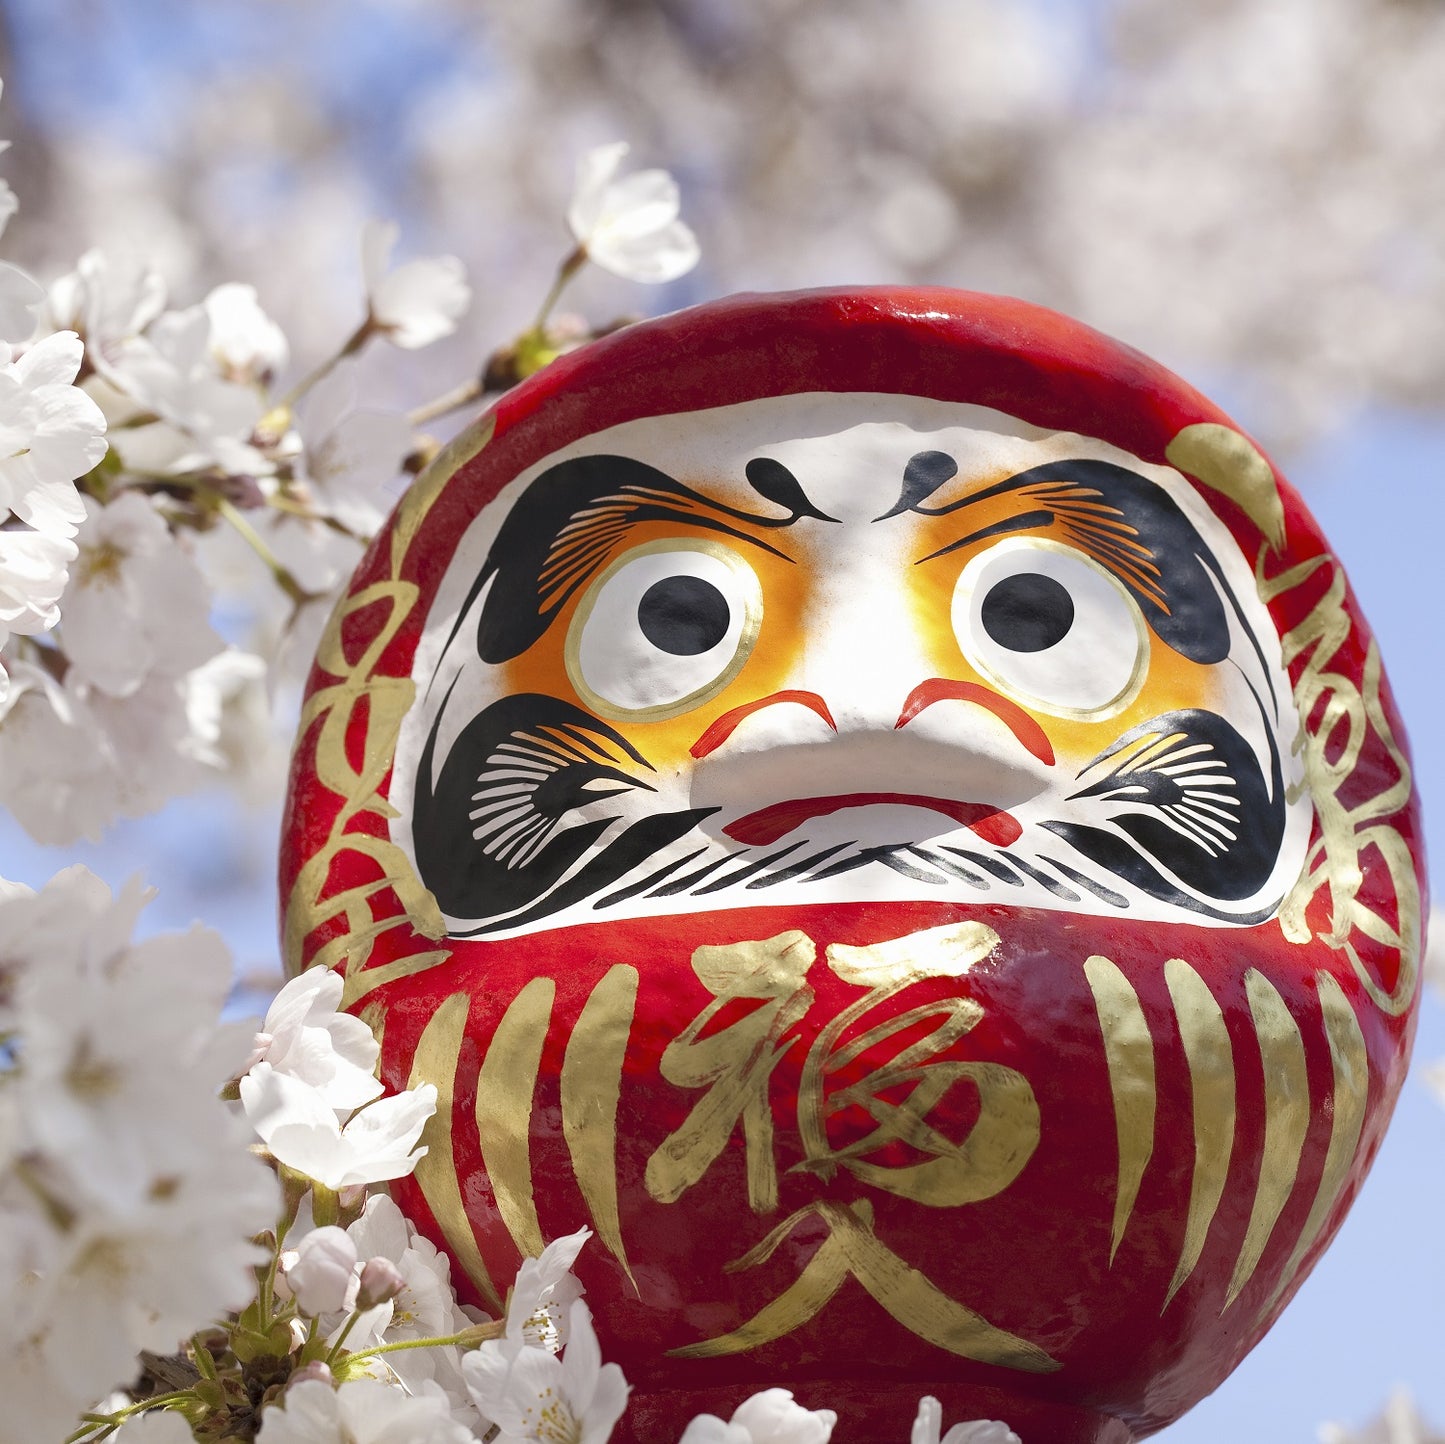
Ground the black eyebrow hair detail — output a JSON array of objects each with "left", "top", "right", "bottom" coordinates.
[
  {"left": 916, "top": 510, "right": 1056, "bottom": 561},
  {"left": 453, "top": 453, "right": 832, "bottom": 666},
  {"left": 894, "top": 458, "right": 1233, "bottom": 665}
]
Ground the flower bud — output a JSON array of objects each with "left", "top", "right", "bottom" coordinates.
[
  {"left": 289, "top": 1361, "right": 334, "bottom": 1390},
  {"left": 356, "top": 1256, "right": 406, "bottom": 1309},
  {"left": 283, "top": 1225, "right": 358, "bottom": 1316}
]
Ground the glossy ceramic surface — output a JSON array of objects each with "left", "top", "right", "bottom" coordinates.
[{"left": 280, "top": 289, "right": 1425, "bottom": 1443}]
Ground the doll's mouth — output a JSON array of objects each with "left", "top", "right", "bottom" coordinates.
[{"left": 722, "top": 793, "right": 1022, "bottom": 846}]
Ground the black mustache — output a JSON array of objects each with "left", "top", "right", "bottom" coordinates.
[
  {"left": 413, "top": 691, "right": 715, "bottom": 932},
  {"left": 413, "top": 694, "right": 1286, "bottom": 929},
  {"left": 1045, "top": 707, "right": 1286, "bottom": 910}
]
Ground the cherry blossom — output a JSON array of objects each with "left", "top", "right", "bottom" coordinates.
[
  {"left": 294, "top": 366, "right": 412, "bottom": 537},
  {"left": 679, "top": 1389, "right": 838, "bottom": 1444},
  {"left": 257, "top": 1377, "right": 477, "bottom": 1444},
  {"left": 62, "top": 491, "right": 222, "bottom": 696},
  {"left": 101, "top": 301, "right": 275, "bottom": 478},
  {"left": 0, "top": 867, "right": 277, "bottom": 1443},
  {"left": 0, "top": 329, "right": 106, "bottom": 536},
  {"left": 504, "top": 1226, "right": 590, "bottom": 1355},
  {"left": 463, "top": 1298, "right": 628, "bottom": 1444},
  {"left": 330, "top": 1193, "right": 483, "bottom": 1427},
  {"left": 110, "top": 1408, "right": 197, "bottom": 1443},
  {"left": 0, "top": 526, "right": 78, "bottom": 694},
  {"left": 910, "top": 1397, "right": 1020, "bottom": 1444},
  {"left": 247, "top": 964, "right": 384, "bottom": 1113},
  {"left": 241, "top": 1060, "right": 436, "bottom": 1189},
  {"left": 361, "top": 219, "right": 471, "bottom": 349},
  {"left": 283, "top": 1225, "right": 361, "bottom": 1317},
  {"left": 47, "top": 249, "right": 168, "bottom": 376},
  {"left": 1320, "top": 1389, "right": 1445, "bottom": 1444},
  {"left": 567, "top": 142, "right": 700, "bottom": 284},
  {"left": 204, "top": 280, "right": 289, "bottom": 384},
  {"left": 0, "top": 259, "right": 44, "bottom": 341},
  {"left": 0, "top": 659, "right": 244, "bottom": 844}
]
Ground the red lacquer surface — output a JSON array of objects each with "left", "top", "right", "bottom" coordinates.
[{"left": 280, "top": 289, "right": 1425, "bottom": 1443}]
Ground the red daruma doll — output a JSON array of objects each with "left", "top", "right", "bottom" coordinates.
[{"left": 280, "top": 288, "right": 1425, "bottom": 1443}]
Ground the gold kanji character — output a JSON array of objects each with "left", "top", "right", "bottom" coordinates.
[
  {"left": 645, "top": 930, "right": 815, "bottom": 1213},
  {"left": 795, "top": 921, "right": 1040, "bottom": 1208}
]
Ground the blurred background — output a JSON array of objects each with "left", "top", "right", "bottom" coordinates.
[{"left": 0, "top": 0, "right": 1440, "bottom": 1438}]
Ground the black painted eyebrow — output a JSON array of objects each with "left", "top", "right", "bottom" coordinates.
[
  {"left": 453, "top": 453, "right": 835, "bottom": 666},
  {"left": 889, "top": 457, "right": 1235, "bottom": 665}
]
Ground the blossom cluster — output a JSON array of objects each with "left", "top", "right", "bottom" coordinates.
[
  {"left": 2, "top": 952, "right": 1017, "bottom": 1444},
  {"left": 0, "top": 868, "right": 277, "bottom": 1443}
]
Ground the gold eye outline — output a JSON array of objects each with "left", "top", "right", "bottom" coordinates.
[
  {"left": 564, "top": 537, "right": 764, "bottom": 723},
  {"left": 950, "top": 535, "right": 1150, "bottom": 721}
]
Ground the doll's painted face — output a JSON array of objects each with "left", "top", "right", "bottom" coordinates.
[{"left": 391, "top": 394, "right": 1310, "bottom": 939}]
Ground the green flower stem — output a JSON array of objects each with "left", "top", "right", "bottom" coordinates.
[
  {"left": 407, "top": 378, "right": 483, "bottom": 427},
  {"left": 68, "top": 1393, "right": 198, "bottom": 1443},
  {"left": 324, "top": 1308, "right": 366, "bottom": 1367},
  {"left": 348, "top": 1319, "right": 505, "bottom": 1360},
  {"left": 215, "top": 497, "right": 320, "bottom": 610},
  {"left": 310, "top": 1184, "right": 341, "bottom": 1228},
  {"left": 275, "top": 319, "right": 374, "bottom": 415},
  {"left": 530, "top": 245, "right": 587, "bottom": 334}
]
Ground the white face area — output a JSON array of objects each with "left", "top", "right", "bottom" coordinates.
[{"left": 391, "top": 393, "right": 1311, "bottom": 940}]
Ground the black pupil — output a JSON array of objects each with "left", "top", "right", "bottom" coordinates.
[
  {"left": 637, "top": 575, "right": 732, "bottom": 656},
  {"left": 980, "top": 572, "right": 1075, "bottom": 653}
]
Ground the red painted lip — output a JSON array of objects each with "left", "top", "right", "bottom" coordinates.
[{"left": 723, "top": 793, "right": 1022, "bottom": 847}]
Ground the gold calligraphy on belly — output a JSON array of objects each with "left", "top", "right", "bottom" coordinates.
[
  {"left": 646, "top": 931, "right": 816, "bottom": 1214},
  {"left": 641, "top": 921, "right": 1054, "bottom": 1371}
]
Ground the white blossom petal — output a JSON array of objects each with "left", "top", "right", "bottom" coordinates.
[
  {"left": 258, "top": 1377, "right": 474, "bottom": 1444},
  {"left": 566, "top": 142, "right": 700, "bottom": 284},
  {"left": 61, "top": 491, "right": 222, "bottom": 697},
  {"left": 250, "top": 965, "right": 383, "bottom": 1112},
  {"left": 0, "top": 260, "right": 44, "bottom": 342},
  {"left": 729, "top": 1389, "right": 836, "bottom": 1444},
  {"left": 241, "top": 1062, "right": 435, "bottom": 1190},
  {"left": 361, "top": 219, "right": 471, "bottom": 349},
  {"left": 0, "top": 330, "right": 105, "bottom": 536}
]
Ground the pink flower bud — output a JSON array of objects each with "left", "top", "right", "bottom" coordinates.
[
  {"left": 357, "top": 1256, "right": 406, "bottom": 1309},
  {"left": 289, "top": 1361, "right": 334, "bottom": 1389}
]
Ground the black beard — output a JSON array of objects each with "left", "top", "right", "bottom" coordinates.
[
  {"left": 413, "top": 690, "right": 715, "bottom": 935},
  {"left": 414, "top": 695, "right": 1286, "bottom": 933}
]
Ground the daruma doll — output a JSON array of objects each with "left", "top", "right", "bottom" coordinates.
[{"left": 280, "top": 289, "right": 1425, "bottom": 1442}]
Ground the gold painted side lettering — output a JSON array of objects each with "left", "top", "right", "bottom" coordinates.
[
  {"left": 562, "top": 964, "right": 640, "bottom": 1291},
  {"left": 1262, "top": 551, "right": 1420, "bottom": 1017},
  {"left": 475, "top": 976, "right": 554, "bottom": 1258},
  {"left": 1163, "top": 959, "right": 1237, "bottom": 1308},
  {"left": 1083, "top": 955, "right": 1156, "bottom": 1264},
  {"left": 283, "top": 416, "right": 494, "bottom": 989},
  {"left": 1225, "top": 969, "right": 1310, "bottom": 1307},
  {"left": 407, "top": 992, "right": 502, "bottom": 1311}
]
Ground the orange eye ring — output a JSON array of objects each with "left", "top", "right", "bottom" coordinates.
[{"left": 564, "top": 537, "right": 764, "bottom": 723}]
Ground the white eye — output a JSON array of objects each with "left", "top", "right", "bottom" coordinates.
[
  {"left": 951, "top": 537, "right": 1148, "bottom": 717},
  {"left": 566, "top": 540, "right": 762, "bottom": 721}
]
